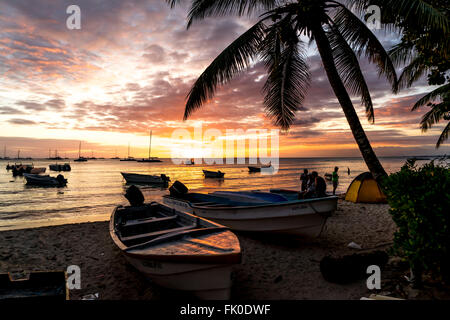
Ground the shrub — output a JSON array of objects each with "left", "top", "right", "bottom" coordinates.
[{"left": 382, "top": 159, "right": 450, "bottom": 284}]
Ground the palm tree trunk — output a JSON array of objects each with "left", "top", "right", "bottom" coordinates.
[{"left": 312, "top": 23, "right": 387, "bottom": 182}]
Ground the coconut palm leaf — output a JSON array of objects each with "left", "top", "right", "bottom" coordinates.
[
  {"left": 184, "top": 20, "right": 266, "bottom": 120},
  {"left": 346, "top": 0, "right": 449, "bottom": 34},
  {"left": 388, "top": 41, "right": 416, "bottom": 67},
  {"left": 260, "top": 21, "right": 310, "bottom": 130},
  {"left": 333, "top": 4, "right": 398, "bottom": 92},
  {"left": 185, "top": 0, "right": 280, "bottom": 28},
  {"left": 420, "top": 103, "right": 449, "bottom": 131},
  {"left": 397, "top": 55, "right": 429, "bottom": 89},
  {"left": 436, "top": 122, "right": 449, "bottom": 147},
  {"left": 412, "top": 83, "right": 450, "bottom": 111},
  {"left": 327, "top": 23, "right": 375, "bottom": 122}
]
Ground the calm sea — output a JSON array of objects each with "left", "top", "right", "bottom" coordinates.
[{"left": 0, "top": 157, "right": 433, "bottom": 230}]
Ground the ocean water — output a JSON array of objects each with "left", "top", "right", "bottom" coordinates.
[{"left": 0, "top": 157, "right": 432, "bottom": 230}]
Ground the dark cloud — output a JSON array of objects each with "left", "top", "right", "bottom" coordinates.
[{"left": 8, "top": 118, "right": 36, "bottom": 125}]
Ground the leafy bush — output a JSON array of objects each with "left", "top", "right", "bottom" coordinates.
[{"left": 382, "top": 159, "right": 450, "bottom": 284}]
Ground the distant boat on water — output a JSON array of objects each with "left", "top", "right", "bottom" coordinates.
[
  {"left": 120, "top": 143, "right": 137, "bottom": 161},
  {"left": 137, "top": 130, "right": 162, "bottom": 163},
  {"left": 121, "top": 172, "right": 170, "bottom": 185},
  {"left": 203, "top": 170, "right": 225, "bottom": 178},
  {"left": 24, "top": 173, "right": 67, "bottom": 187},
  {"left": 74, "top": 142, "right": 88, "bottom": 162},
  {"left": 49, "top": 163, "right": 71, "bottom": 171},
  {"left": 185, "top": 158, "right": 195, "bottom": 165},
  {"left": 248, "top": 165, "right": 272, "bottom": 173}
]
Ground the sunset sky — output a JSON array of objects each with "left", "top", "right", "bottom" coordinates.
[{"left": 0, "top": 0, "right": 448, "bottom": 159}]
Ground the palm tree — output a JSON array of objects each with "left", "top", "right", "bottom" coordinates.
[
  {"left": 364, "top": 0, "right": 449, "bottom": 148},
  {"left": 168, "top": 0, "right": 403, "bottom": 182}
]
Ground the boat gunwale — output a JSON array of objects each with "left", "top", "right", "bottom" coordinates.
[{"left": 162, "top": 194, "right": 338, "bottom": 210}]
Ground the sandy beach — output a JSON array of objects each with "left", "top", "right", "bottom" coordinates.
[{"left": 0, "top": 199, "right": 408, "bottom": 300}]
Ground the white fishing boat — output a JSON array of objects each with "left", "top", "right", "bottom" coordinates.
[
  {"left": 23, "top": 173, "right": 67, "bottom": 187},
  {"left": 109, "top": 202, "right": 241, "bottom": 299},
  {"left": 203, "top": 170, "right": 225, "bottom": 178},
  {"left": 121, "top": 172, "right": 170, "bottom": 185},
  {"left": 163, "top": 183, "right": 338, "bottom": 237}
]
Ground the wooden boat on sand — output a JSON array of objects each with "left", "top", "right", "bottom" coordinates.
[
  {"left": 121, "top": 172, "right": 170, "bottom": 185},
  {"left": 163, "top": 182, "right": 338, "bottom": 237},
  {"left": 110, "top": 202, "right": 241, "bottom": 299},
  {"left": 203, "top": 170, "right": 225, "bottom": 178}
]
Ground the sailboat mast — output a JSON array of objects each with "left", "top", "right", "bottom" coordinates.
[
  {"left": 128, "top": 142, "right": 130, "bottom": 158},
  {"left": 79, "top": 142, "right": 81, "bottom": 158}
]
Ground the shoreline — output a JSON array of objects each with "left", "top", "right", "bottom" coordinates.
[{"left": 0, "top": 199, "right": 402, "bottom": 300}]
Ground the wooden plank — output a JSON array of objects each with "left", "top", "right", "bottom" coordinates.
[
  {"left": 122, "top": 215, "right": 176, "bottom": 227},
  {"left": 121, "top": 224, "right": 196, "bottom": 242}
]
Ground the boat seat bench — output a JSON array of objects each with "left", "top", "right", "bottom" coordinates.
[
  {"left": 120, "top": 224, "right": 196, "bottom": 242},
  {"left": 122, "top": 215, "right": 177, "bottom": 227}
]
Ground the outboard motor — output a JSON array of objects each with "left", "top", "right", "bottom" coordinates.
[
  {"left": 125, "top": 185, "right": 145, "bottom": 206},
  {"left": 56, "top": 174, "right": 66, "bottom": 186},
  {"left": 160, "top": 174, "right": 170, "bottom": 182},
  {"left": 169, "top": 181, "right": 188, "bottom": 197}
]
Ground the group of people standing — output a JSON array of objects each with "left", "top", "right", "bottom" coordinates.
[{"left": 299, "top": 167, "right": 340, "bottom": 198}]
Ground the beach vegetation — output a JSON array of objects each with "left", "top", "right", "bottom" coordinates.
[{"left": 382, "top": 159, "right": 450, "bottom": 285}]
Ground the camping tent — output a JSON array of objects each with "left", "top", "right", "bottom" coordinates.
[{"left": 345, "top": 172, "right": 387, "bottom": 203}]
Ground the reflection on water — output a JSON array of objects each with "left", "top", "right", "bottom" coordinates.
[{"left": 0, "top": 157, "right": 435, "bottom": 230}]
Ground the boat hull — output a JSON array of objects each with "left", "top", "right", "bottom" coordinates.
[
  {"left": 163, "top": 195, "right": 337, "bottom": 237},
  {"left": 124, "top": 255, "right": 232, "bottom": 299},
  {"left": 109, "top": 203, "right": 240, "bottom": 299},
  {"left": 121, "top": 172, "right": 169, "bottom": 184}
]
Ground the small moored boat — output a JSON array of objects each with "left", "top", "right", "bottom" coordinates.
[
  {"left": 110, "top": 200, "right": 241, "bottom": 299},
  {"left": 49, "top": 163, "right": 71, "bottom": 171},
  {"left": 163, "top": 182, "right": 338, "bottom": 237},
  {"left": 23, "top": 173, "right": 67, "bottom": 187},
  {"left": 121, "top": 172, "right": 170, "bottom": 185},
  {"left": 203, "top": 170, "right": 225, "bottom": 178},
  {"left": 30, "top": 167, "right": 46, "bottom": 174},
  {"left": 248, "top": 165, "right": 272, "bottom": 173}
]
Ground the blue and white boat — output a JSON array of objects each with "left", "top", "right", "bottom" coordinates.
[{"left": 162, "top": 186, "right": 338, "bottom": 237}]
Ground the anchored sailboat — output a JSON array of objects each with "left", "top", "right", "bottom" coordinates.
[
  {"left": 138, "top": 130, "right": 162, "bottom": 162},
  {"left": 74, "top": 141, "right": 88, "bottom": 162},
  {"left": 120, "top": 142, "right": 137, "bottom": 161}
]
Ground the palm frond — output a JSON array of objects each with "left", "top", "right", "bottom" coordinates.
[
  {"left": 420, "top": 104, "right": 447, "bottom": 131},
  {"left": 327, "top": 23, "right": 375, "bottom": 123},
  {"left": 412, "top": 83, "right": 450, "bottom": 111},
  {"left": 166, "top": 0, "right": 181, "bottom": 8},
  {"left": 388, "top": 41, "right": 416, "bottom": 67},
  {"left": 186, "top": 0, "right": 279, "bottom": 28},
  {"left": 333, "top": 5, "right": 399, "bottom": 93},
  {"left": 397, "top": 56, "right": 428, "bottom": 90},
  {"left": 436, "top": 121, "right": 449, "bottom": 148},
  {"left": 261, "top": 23, "right": 310, "bottom": 131},
  {"left": 345, "top": 0, "right": 449, "bottom": 34},
  {"left": 184, "top": 20, "right": 266, "bottom": 120}
]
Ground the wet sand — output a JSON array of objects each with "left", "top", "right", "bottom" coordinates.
[{"left": 0, "top": 200, "right": 397, "bottom": 300}]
